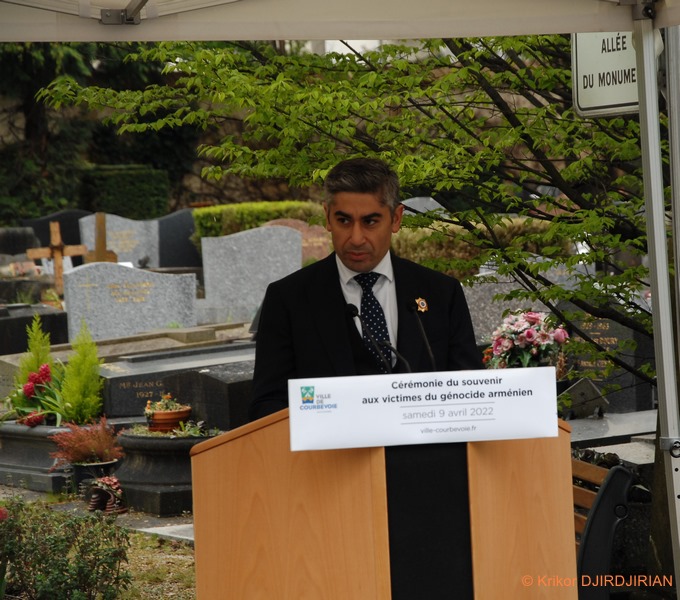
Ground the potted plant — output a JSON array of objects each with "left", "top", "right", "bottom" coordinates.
[
  {"left": 144, "top": 392, "right": 192, "bottom": 432},
  {"left": 3, "top": 316, "right": 103, "bottom": 426},
  {"left": 87, "top": 475, "right": 127, "bottom": 515},
  {"left": 48, "top": 416, "right": 124, "bottom": 491}
]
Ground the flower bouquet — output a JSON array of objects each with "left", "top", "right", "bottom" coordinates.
[
  {"left": 483, "top": 311, "right": 569, "bottom": 377},
  {"left": 88, "top": 475, "right": 127, "bottom": 514}
]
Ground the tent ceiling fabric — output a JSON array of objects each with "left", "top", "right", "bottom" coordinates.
[{"left": 2, "top": 0, "right": 680, "bottom": 42}]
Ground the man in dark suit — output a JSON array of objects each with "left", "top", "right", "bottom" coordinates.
[{"left": 249, "top": 157, "right": 482, "bottom": 420}]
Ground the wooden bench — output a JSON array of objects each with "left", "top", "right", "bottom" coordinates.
[{"left": 573, "top": 458, "right": 634, "bottom": 599}]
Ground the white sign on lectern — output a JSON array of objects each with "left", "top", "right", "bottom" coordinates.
[{"left": 288, "top": 367, "right": 557, "bottom": 451}]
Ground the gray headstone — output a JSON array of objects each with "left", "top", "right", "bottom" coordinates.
[
  {"left": 63, "top": 263, "right": 197, "bottom": 341},
  {"left": 79, "top": 213, "right": 159, "bottom": 268},
  {"left": 200, "top": 227, "right": 302, "bottom": 324},
  {"left": 463, "top": 278, "right": 551, "bottom": 345},
  {"left": 158, "top": 209, "right": 202, "bottom": 268}
]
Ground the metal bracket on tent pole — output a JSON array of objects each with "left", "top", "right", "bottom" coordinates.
[
  {"left": 100, "top": 0, "right": 149, "bottom": 24},
  {"left": 633, "top": 0, "right": 657, "bottom": 21},
  {"left": 659, "top": 438, "right": 680, "bottom": 458}
]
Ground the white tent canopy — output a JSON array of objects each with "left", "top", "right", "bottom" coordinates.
[
  {"left": 2, "top": 0, "right": 680, "bottom": 42},
  {"left": 3, "top": 0, "right": 680, "bottom": 584}
]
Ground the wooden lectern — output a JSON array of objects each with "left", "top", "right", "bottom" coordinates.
[{"left": 191, "top": 411, "right": 576, "bottom": 599}]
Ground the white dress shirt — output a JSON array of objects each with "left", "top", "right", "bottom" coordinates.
[{"left": 335, "top": 253, "right": 398, "bottom": 357}]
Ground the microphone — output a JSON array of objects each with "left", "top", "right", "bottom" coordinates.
[
  {"left": 346, "top": 303, "right": 393, "bottom": 374},
  {"left": 407, "top": 301, "right": 437, "bottom": 371}
]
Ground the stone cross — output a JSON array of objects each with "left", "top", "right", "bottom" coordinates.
[
  {"left": 84, "top": 212, "right": 118, "bottom": 264},
  {"left": 26, "top": 221, "right": 87, "bottom": 296}
]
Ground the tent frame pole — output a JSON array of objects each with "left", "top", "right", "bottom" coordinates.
[{"left": 634, "top": 12, "right": 680, "bottom": 582}]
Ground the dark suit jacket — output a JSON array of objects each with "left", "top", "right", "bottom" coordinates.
[{"left": 249, "top": 253, "right": 482, "bottom": 420}]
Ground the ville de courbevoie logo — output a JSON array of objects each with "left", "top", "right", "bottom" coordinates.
[{"left": 300, "top": 386, "right": 315, "bottom": 404}]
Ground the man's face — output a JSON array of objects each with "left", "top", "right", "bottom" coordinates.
[{"left": 325, "top": 191, "right": 404, "bottom": 273}]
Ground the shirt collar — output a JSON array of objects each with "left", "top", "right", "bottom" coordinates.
[{"left": 335, "top": 252, "right": 394, "bottom": 286}]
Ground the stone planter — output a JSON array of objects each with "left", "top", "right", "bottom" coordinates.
[
  {"left": 0, "top": 421, "right": 69, "bottom": 492},
  {"left": 115, "top": 432, "right": 210, "bottom": 516}
]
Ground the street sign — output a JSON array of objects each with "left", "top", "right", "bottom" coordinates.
[{"left": 572, "top": 31, "right": 639, "bottom": 117}]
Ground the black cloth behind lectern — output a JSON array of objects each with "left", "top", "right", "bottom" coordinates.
[{"left": 385, "top": 442, "right": 473, "bottom": 600}]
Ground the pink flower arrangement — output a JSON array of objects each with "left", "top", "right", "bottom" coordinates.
[{"left": 484, "top": 311, "right": 569, "bottom": 370}]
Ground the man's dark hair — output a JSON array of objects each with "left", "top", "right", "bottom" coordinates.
[{"left": 324, "top": 158, "right": 400, "bottom": 212}]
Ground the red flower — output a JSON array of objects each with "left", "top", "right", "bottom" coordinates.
[
  {"left": 22, "top": 381, "right": 35, "bottom": 398},
  {"left": 18, "top": 411, "right": 45, "bottom": 427},
  {"left": 38, "top": 363, "right": 51, "bottom": 383},
  {"left": 27, "top": 372, "right": 40, "bottom": 385},
  {"left": 0, "top": 506, "right": 8, "bottom": 521}
]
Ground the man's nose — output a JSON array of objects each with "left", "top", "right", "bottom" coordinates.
[{"left": 349, "top": 222, "right": 365, "bottom": 245}]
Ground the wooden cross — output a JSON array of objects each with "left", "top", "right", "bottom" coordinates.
[
  {"left": 84, "top": 212, "right": 118, "bottom": 264},
  {"left": 26, "top": 221, "right": 88, "bottom": 296}
]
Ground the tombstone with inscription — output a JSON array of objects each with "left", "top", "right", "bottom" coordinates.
[
  {"left": 79, "top": 213, "right": 159, "bottom": 268},
  {"left": 200, "top": 226, "right": 302, "bottom": 324},
  {"left": 560, "top": 302, "right": 655, "bottom": 413},
  {"left": 63, "top": 263, "right": 197, "bottom": 342},
  {"left": 98, "top": 341, "right": 255, "bottom": 417}
]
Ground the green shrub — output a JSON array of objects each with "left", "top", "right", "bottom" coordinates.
[
  {"left": 60, "top": 322, "right": 103, "bottom": 424},
  {"left": 193, "top": 200, "right": 325, "bottom": 243},
  {"left": 80, "top": 165, "right": 169, "bottom": 220},
  {"left": 13, "top": 315, "right": 54, "bottom": 392},
  {"left": 393, "top": 217, "right": 570, "bottom": 279},
  {"left": 0, "top": 495, "right": 131, "bottom": 599}
]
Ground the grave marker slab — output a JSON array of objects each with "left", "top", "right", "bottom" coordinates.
[
  {"left": 98, "top": 342, "right": 255, "bottom": 417},
  {"left": 201, "top": 226, "right": 301, "bottom": 324},
  {"left": 63, "top": 263, "right": 197, "bottom": 342},
  {"left": 560, "top": 302, "right": 655, "bottom": 413},
  {"left": 79, "top": 213, "right": 159, "bottom": 268}
]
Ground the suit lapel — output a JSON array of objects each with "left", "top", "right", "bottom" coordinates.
[
  {"left": 394, "top": 257, "right": 426, "bottom": 371},
  {"left": 309, "top": 254, "right": 356, "bottom": 375}
]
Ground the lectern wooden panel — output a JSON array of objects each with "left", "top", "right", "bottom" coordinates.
[
  {"left": 468, "top": 420, "right": 577, "bottom": 599},
  {"left": 191, "top": 410, "right": 392, "bottom": 599},
  {"left": 191, "top": 412, "right": 576, "bottom": 599}
]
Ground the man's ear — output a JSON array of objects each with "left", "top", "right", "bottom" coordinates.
[{"left": 391, "top": 204, "right": 405, "bottom": 233}]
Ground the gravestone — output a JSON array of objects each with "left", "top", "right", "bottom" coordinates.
[
  {"left": 79, "top": 213, "right": 159, "bottom": 268},
  {"left": 158, "top": 209, "right": 202, "bottom": 268},
  {"left": 0, "top": 227, "right": 40, "bottom": 255},
  {"left": 463, "top": 277, "right": 551, "bottom": 346},
  {"left": 63, "top": 263, "right": 197, "bottom": 342},
  {"left": 262, "top": 218, "right": 330, "bottom": 264},
  {"left": 0, "top": 304, "right": 68, "bottom": 357},
  {"left": 23, "top": 209, "right": 91, "bottom": 267},
  {"left": 98, "top": 341, "right": 255, "bottom": 417},
  {"left": 200, "top": 226, "right": 302, "bottom": 324},
  {"left": 560, "top": 302, "right": 655, "bottom": 413},
  {"left": 161, "top": 361, "right": 254, "bottom": 431}
]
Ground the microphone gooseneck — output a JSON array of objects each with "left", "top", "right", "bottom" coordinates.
[
  {"left": 408, "top": 301, "right": 436, "bottom": 371},
  {"left": 378, "top": 341, "right": 412, "bottom": 373},
  {"left": 346, "top": 303, "right": 392, "bottom": 374}
]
